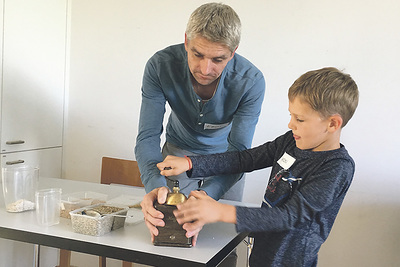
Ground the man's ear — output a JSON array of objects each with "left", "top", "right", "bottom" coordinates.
[
  {"left": 328, "top": 114, "right": 343, "bottom": 132},
  {"left": 230, "top": 46, "right": 238, "bottom": 59}
]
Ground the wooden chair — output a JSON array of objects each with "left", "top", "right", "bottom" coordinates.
[
  {"left": 100, "top": 157, "right": 143, "bottom": 187},
  {"left": 58, "top": 157, "right": 143, "bottom": 267},
  {"left": 100, "top": 157, "right": 143, "bottom": 267}
]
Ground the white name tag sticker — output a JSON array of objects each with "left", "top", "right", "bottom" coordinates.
[
  {"left": 204, "top": 122, "right": 230, "bottom": 130},
  {"left": 277, "top": 152, "right": 296, "bottom": 169}
]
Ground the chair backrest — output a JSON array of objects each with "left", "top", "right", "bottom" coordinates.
[{"left": 100, "top": 157, "right": 144, "bottom": 187}]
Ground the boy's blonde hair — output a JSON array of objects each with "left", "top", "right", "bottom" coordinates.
[{"left": 288, "top": 67, "right": 359, "bottom": 127}]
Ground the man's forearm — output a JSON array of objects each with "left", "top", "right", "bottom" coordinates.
[{"left": 200, "top": 172, "right": 243, "bottom": 200}]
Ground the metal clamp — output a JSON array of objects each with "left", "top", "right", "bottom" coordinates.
[{"left": 243, "top": 236, "right": 254, "bottom": 267}]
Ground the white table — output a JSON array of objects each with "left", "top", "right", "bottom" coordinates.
[{"left": 0, "top": 177, "right": 248, "bottom": 267}]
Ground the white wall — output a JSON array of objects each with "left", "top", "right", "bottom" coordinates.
[{"left": 64, "top": 0, "right": 400, "bottom": 266}]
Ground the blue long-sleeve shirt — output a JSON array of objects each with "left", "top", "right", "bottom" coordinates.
[{"left": 135, "top": 43, "right": 265, "bottom": 199}]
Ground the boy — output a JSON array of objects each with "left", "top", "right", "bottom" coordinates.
[{"left": 157, "top": 67, "right": 359, "bottom": 267}]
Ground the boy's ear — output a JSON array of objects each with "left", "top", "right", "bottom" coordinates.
[{"left": 328, "top": 115, "right": 343, "bottom": 132}]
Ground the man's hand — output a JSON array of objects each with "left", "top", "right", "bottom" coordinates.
[
  {"left": 157, "top": 155, "right": 191, "bottom": 176},
  {"left": 140, "top": 186, "right": 170, "bottom": 243}
]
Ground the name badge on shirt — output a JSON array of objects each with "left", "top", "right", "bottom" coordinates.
[
  {"left": 204, "top": 122, "right": 230, "bottom": 130},
  {"left": 277, "top": 152, "right": 296, "bottom": 169}
]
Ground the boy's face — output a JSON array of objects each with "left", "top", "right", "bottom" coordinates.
[{"left": 288, "top": 97, "right": 334, "bottom": 151}]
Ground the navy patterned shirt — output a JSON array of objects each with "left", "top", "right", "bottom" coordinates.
[{"left": 188, "top": 130, "right": 355, "bottom": 267}]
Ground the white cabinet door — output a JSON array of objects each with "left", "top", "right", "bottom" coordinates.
[
  {"left": 0, "top": 0, "right": 67, "bottom": 153},
  {"left": 1, "top": 147, "right": 62, "bottom": 178}
]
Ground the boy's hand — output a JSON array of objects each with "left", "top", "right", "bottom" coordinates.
[
  {"left": 173, "top": 190, "right": 236, "bottom": 234},
  {"left": 179, "top": 191, "right": 208, "bottom": 246},
  {"left": 157, "top": 155, "right": 191, "bottom": 176},
  {"left": 140, "top": 186, "right": 169, "bottom": 243}
]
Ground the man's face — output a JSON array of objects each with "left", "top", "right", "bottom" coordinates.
[{"left": 185, "top": 35, "right": 235, "bottom": 86}]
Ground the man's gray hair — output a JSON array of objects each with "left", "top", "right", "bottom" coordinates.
[{"left": 185, "top": 2, "right": 241, "bottom": 52}]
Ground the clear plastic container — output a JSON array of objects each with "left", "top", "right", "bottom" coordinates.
[
  {"left": 70, "top": 203, "right": 128, "bottom": 236},
  {"left": 60, "top": 191, "right": 107, "bottom": 218},
  {"left": 35, "top": 188, "right": 62, "bottom": 226},
  {"left": 2, "top": 165, "right": 39, "bottom": 213}
]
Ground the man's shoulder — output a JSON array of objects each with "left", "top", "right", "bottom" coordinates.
[
  {"left": 228, "top": 53, "right": 264, "bottom": 80},
  {"left": 151, "top": 43, "right": 186, "bottom": 61},
  {"left": 221, "top": 53, "right": 265, "bottom": 94}
]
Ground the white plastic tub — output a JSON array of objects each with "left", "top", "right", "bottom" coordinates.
[
  {"left": 60, "top": 191, "right": 107, "bottom": 218},
  {"left": 70, "top": 203, "right": 128, "bottom": 236}
]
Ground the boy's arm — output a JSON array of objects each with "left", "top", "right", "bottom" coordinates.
[{"left": 158, "top": 142, "right": 276, "bottom": 178}]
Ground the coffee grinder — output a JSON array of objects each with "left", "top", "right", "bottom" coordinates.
[{"left": 153, "top": 180, "right": 193, "bottom": 247}]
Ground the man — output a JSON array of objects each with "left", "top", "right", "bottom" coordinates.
[{"left": 135, "top": 2, "right": 265, "bottom": 255}]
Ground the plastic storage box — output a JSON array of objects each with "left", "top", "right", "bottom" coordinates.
[
  {"left": 60, "top": 191, "right": 107, "bottom": 218},
  {"left": 70, "top": 203, "right": 128, "bottom": 236}
]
